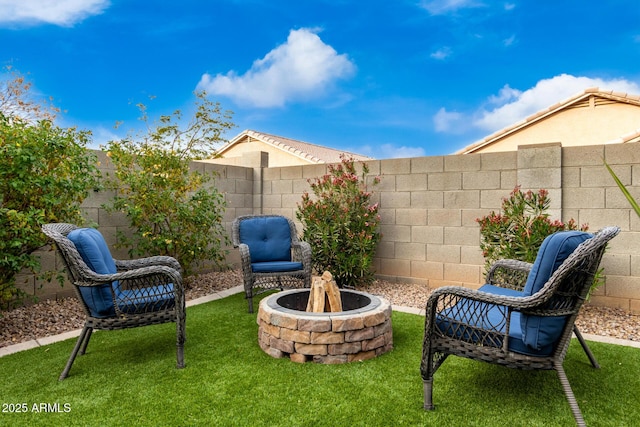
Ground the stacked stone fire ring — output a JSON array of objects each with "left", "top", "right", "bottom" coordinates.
[{"left": 257, "top": 289, "right": 393, "bottom": 364}]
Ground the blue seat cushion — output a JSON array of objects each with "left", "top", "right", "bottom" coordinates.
[
  {"left": 239, "top": 217, "right": 292, "bottom": 263},
  {"left": 251, "top": 261, "right": 304, "bottom": 273},
  {"left": 67, "top": 228, "right": 117, "bottom": 318},
  {"left": 479, "top": 284, "right": 524, "bottom": 298},
  {"left": 437, "top": 290, "right": 554, "bottom": 357},
  {"left": 477, "top": 284, "right": 553, "bottom": 355},
  {"left": 117, "top": 285, "right": 176, "bottom": 314},
  {"left": 68, "top": 228, "right": 176, "bottom": 318},
  {"left": 520, "top": 231, "right": 592, "bottom": 350}
]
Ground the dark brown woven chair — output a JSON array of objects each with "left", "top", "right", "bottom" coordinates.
[
  {"left": 42, "top": 223, "right": 186, "bottom": 380},
  {"left": 421, "top": 226, "right": 619, "bottom": 426},
  {"left": 231, "top": 215, "right": 312, "bottom": 313}
]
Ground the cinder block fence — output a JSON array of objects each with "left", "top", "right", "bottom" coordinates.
[{"left": 22, "top": 142, "right": 640, "bottom": 313}]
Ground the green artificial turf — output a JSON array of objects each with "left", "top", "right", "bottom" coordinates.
[{"left": 1, "top": 292, "right": 639, "bottom": 426}]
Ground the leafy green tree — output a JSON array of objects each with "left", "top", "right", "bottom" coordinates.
[
  {"left": 103, "top": 92, "right": 235, "bottom": 275},
  {"left": 0, "top": 101, "right": 99, "bottom": 308},
  {"left": 296, "top": 156, "right": 381, "bottom": 288}
]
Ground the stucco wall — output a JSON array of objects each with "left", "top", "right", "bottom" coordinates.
[
  {"left": 24, "top": 143, "right": 640, "bottom": 313},
  {"left": 206, "top": 139, "right": 312, "bottom": 167},
  {"left": 472, "top": 101, "right": 640, "bottom": 153}
]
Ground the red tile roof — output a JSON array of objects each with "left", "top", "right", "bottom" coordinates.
[{"left": 219, "top": 129, "right": 374, "bottom": 164}]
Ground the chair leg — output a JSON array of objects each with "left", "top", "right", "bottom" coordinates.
[
  {"left": 176, "top": 344, "right": 185, "bottom": 369},
  {"left": 247, "top": 295, "right": 254, "bottom": 313},
  {"left": 79, "top": 328, "right": 93, "bottom": 355},
  {"left": 245, "top": 287, "right": 255, "bottom": 313},
  {"left": 573, "top": 325, "right": 600, "bottom": 369},
  {"left": 59, "top": 326, "right": 92, "bottom": 381},
  {"left": 423, "top": 378, "right": 435, "bottom": 410},
  {"left": 176, "top": 313, "right": 186, "bottom": 369},
  {"left": 555, "top": 361, "right": 586, "bottom": 427}
]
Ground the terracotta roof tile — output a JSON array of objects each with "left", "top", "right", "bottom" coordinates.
[
  {"left": 605, "top": 128, "right": 640, "bottom": 144},
  {"left": 221, "top": 129, "right": 374, "bottom": 164}
]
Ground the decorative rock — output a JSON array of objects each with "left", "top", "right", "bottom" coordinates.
[
  {"left": 290, "top": 353, "right": 309, "bottom": 363},
  {"left": 313, "top": 354, "right": 348, "bottom": 364}
]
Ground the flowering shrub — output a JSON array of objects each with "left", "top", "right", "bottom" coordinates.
[
  {"left": 296, "top": 156, "right": 381, "bottom": 288},
  {"left": 476, "top": 186, "right": 588, "bottom": 269}
]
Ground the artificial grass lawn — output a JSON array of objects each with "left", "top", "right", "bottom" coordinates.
[{"left": 1, "top": 292, "right": 639, "bottom": 426}]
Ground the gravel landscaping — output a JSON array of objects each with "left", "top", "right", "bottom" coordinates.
[{"left": 1, "top": 269, "right": 639, "bottom": 348}]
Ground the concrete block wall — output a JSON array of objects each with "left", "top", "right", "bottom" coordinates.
[
  {"left": 248, "top": 142, "right": 640, "bottom": 312},
  {"left": 26, "top": 143, "right": 640, "bottom": 313},
  {"left": 561, "top": 143, "right": 640, "bottom": 311}
]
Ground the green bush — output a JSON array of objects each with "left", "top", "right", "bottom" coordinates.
[
  {"left": 296, "top": 156, "right": 381, "bottom": 288},
  {"left": 103, "top": 92, "right": 234, "bottom": 275},
  {"left": 0, "top": 115, "right": 100, "bottom": 308},
  {"left": 476, "top": 186, "right": 588, "bottom": 270}
]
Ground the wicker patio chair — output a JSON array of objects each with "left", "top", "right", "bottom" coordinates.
[
  {"left": 421, "top": 226, "right": 620, "bottom": 426},
  {"left": 42, "top": 223, "right": 186, "bottom": 380},
  {"left": 231, "top": 215, "right": 312, "bottom": 313}
]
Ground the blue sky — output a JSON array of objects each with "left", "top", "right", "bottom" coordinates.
[{"left": 1, "top": 1, "right": 640, "bottom": 158}]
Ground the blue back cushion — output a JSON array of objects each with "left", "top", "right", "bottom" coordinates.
[
  {"left": 522, "top": 230, "right": 593, "bottom": 296},
  {"left": 239, "top": 217, "right": 292, "bottom": 263},
  {"left": 67, "top": 228, "right": 117, "bottom": 318},
  {"left": 520, "top": 230, "right": 592, "bottom": 350}
]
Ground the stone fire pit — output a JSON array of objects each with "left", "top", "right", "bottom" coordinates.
[{"left": 257, "top": 289, "right": 393, "bottom": 364}]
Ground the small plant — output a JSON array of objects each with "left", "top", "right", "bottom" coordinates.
[
  {"left": 296, "top": 155, "right": 381, "bottom": 288},
  {"left": 103, "top": 92, "right": 235, "bottom": 275},
  {"left": 476, "top": 186, "right": 588, "bottom": 270}
]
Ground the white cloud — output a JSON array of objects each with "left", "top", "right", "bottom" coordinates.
[
  {"left": 354, "top": 143, "right": 426, "bottom": 160},
  {"left": 486, "top": 84, "right": 521, "bottom": 106},
  {"left": 89, "top": 125, "right": 122, "bottom": 149},
  {"left": 430, "top": 46, "right": 452, "bottom": 60},
  {"left": 433, "top": 107, "right": 467, "bottom": 133},
  {"left": 197, "top": 28, "right": 356, "bottom": 108},
  {"left": 502, "top": 34, "right": 517, "bottom": 47},
  {"left": 0, "top": 0, "right": 109, "bottom": 27},
  {"left": 419, "top": 0, "right": 485, "bottom": 16},
  {"left": 474, "top": 74, "right": 640, "bottom": 132},
  {"left": 379, "top": 144, "right": 427, "bottom": 159}
]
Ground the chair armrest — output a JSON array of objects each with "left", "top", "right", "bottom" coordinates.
[
  {"left": 236, "top": 243, "right": 252, "bottom": 271},
  {"left": 77, "top": 264, "right": 183, "bottom": 293},
  {"left": 116, "top": 256, "right": 182, "bottom": 273},
  {"left": 485, "top": 259, "right": 533, "bottom": 291},
  {"left": 291, "top": 241, "right": 312, "bottom": 268},
  {"left": 427, "top": 285, "right": 540, "bottom": 313}
]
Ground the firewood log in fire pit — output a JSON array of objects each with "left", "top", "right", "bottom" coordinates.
[{"left": 306, "top": 271, "right": 343, "bottom": 312}]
